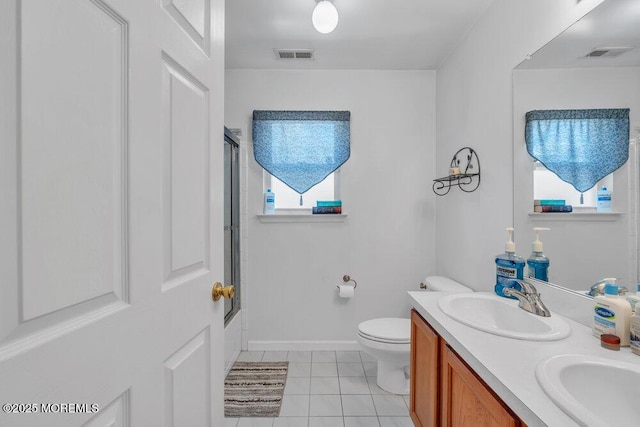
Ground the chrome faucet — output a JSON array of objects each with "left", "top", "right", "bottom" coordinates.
[
  {"left": 503, "top": 280, "right": 551, "bottom": 317},
  {"left": 588, "top": 278, "right": 627, "bottom": 297}
]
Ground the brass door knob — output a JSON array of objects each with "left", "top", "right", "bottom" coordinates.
[{"left": 212, "top": 282, "right": 235, "bottom": 301}]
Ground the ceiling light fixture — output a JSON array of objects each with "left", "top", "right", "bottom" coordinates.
[{"left": 312, "top": 0, "right": 339, "bottom": 34}]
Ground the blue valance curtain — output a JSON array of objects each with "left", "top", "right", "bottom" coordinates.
[
  {"left": 252, "top": 110, "right": 350, "bottom": 197},
  {"left": 525, "top": 109, "right": 630, "bottom": 192}
]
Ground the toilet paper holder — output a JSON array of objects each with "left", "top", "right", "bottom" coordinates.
[{"left": 338, "top": 274, "right": 358, "bottom": 289}]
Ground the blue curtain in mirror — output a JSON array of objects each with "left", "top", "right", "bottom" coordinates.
[
  {"left": 525, "top": 109, "right": 630, "bottom": 192},
  {"left": 253, "top": 110, "right": 350, "bottom": 196}
]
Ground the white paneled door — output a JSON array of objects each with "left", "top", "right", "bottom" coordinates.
[{"left": 0, "top": 0, "right": 225, "bottom": 425}]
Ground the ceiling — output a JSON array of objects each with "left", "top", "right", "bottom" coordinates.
[
  {"left": 225, "top": 0, "right": 494, "bottom": 70},
  {"left": 517, "top": 0, "right": 640, "bottom": 69}
]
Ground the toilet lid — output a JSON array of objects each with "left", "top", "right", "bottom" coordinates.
[{"left": 358, "top": 318, "right": 410, "bottom": 343}]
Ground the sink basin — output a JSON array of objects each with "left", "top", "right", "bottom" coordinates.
[
  {"left": 536, "top": 354, "right": 640, "bottom": 427},
  {"left": 438, "top": 293, "right": 570, "bottom": 341}
]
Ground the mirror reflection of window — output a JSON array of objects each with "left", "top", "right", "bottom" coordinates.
[{"left": 533, "top": 161, "right": 612, "bottom": 210}]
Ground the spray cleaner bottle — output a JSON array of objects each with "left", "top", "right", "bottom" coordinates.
[
  {"left": 494, "top": 227, "right": 525, "bottom": 299},
  {"left": 527, "top": 227, "right": 550, "bottom": 282}
]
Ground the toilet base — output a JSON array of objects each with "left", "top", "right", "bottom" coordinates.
[{"left": 376, "top": 360, "right": 410, "bottom": 395}]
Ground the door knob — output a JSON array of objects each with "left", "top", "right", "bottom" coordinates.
[{"left": 212, "top": 282, "right": 235, "bottom": 301}]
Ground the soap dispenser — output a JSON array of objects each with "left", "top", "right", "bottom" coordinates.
[
  {"left": 527, "top": 227, "right": 550, "bottom": 282},
  {"left": 494, "top": 227, "right": 525, "bottom": 299}
]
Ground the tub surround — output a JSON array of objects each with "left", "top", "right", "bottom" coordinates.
[{"left": 409, "top": 291, "right": 639, "bottom": 427}]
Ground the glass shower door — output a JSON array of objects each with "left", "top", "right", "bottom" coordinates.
[{"left": 224, "top": 128, "right": 240, "bottom": 323}]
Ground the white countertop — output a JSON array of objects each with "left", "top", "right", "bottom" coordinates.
[{"left": 408, "top": 291, "right": 640, "bottom": 427}]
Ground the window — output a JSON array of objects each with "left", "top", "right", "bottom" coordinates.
[
  {"left": 253, "top": 110, "right": 350, "bottom": 212},
  {"left": 265, "top": 170, "right": 339, "bottom": 210}
]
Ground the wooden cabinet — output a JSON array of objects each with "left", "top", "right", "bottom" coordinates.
[
  {"left": 440, "top": 340, "right": 521, "bottom": 426},
  {"left": 410, "top": 310, "right": 439, "bottom": 427},
  {"left": 410, "top": 309, "right": 526, "bottom": 427}
]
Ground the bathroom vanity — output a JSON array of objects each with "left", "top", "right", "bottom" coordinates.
[
  {"left": 408, "top": 291, "right": 640, "bottom": 427},
  {"left": 410, "top": 309, "right": 525, "bottom": 427}
]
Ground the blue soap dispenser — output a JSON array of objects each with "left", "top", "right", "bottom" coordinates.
[
  {"left": 495, "top": 227, "right": 525, "bottom": 299},
  {"left": 527, "top": 227, "right": 550, "bottom": 282}
]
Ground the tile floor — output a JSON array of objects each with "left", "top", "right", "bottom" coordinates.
[{"left": 224, "top": 350, "right": 412, "bottom": 427}]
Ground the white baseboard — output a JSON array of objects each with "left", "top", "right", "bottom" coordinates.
[{"left": 248, "top": 340, "right": 361, "bottom": 351}]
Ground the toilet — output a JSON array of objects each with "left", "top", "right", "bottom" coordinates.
[{"left": 356, "top": 276, "right": 472, "bottom": 394}]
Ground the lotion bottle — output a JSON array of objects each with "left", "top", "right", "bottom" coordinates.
[
  {"left": 494, "top": 228, "right": 525, "bottom": 299},
  {"left": 593, "top": 281, "right": 632, "bottom": 346},
  {"left": 597, "top": 186, "right": 612, "bottom": 213},
  {"left": 263, "top": 188, "right": 275, "bottom": 214},
  {"left": 527, "top": 227, "right": 550, "bottom": 282}
]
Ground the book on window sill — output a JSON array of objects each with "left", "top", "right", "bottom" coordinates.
[
  {"left": 533, "top": 199, "right": 566, "bottom": 206},
  {"left": 312, "top": 206, "right": 342, "bottom": 214},
  {"left": 534, "top": 205, "right": 573, "bottom": 213},
  {"left": 316, "top": 200, "right": 342, "bottom": 207}
]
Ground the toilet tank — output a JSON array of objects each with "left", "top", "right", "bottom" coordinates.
[{"left": 423, "top": 276, "right": 472, "bottom": 293}]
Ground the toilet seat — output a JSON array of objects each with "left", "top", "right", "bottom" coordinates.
[{"left": 358, "top": 318, "right": 410, "bottom": 344}]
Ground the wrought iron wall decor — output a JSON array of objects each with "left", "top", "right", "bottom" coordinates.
[{"left": 432, "top": 147, "right": 481, "bottom": 196}]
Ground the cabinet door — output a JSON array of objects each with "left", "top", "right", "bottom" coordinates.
[
  {"left": 440, "top": 342, "right": 521, "bottom": 427},
  {"left": 410, "top": 309, "right": 440, "bottom": 427}
]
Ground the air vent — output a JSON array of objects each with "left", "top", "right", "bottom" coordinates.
[
  {"left": 274, "top": 49, "right": 315, "bottom": 60},
  {"left": 586, "top": 50, "right": 608, "bottom": 57},
  {"left": 295, "top": 51, "right": 313, "bottom": 59},
  {"left": 585, "top": 47, "right": 634, "bottom": 58},
  {"left": 278, "top": 51, "right": 295, "bottom": 59}
]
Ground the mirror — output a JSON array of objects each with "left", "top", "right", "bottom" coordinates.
[{"left": 512, "top": 0, "right": 640, "bottom": 294}]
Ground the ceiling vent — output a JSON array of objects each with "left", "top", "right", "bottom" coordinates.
[
  {"left": 274, "top": 49, "right": 315, "bottom": 60},
  {"left": 585, "top": 47, "right": 634, "bottom": 58}
]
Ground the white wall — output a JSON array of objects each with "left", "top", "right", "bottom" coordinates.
[
  {"left": 435, "top": 0, "right": 606, "bottom": 290},
  {"left": 225, "top": 69, "right": 436, "bottom": 348},
  {"left": 513, "top": 67, "right": 640, "bottom": 291}
]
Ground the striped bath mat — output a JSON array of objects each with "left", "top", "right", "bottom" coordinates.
[{"left": 224, "top": 361, "right": 289, "bottom": 417}]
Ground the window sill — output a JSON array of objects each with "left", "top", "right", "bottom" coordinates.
[
  {"left": 528, "top": 212, "right": 623, "bottom": 222},
  {"left": 257, "top": 213, "right": 347, "bottom": 223}
]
